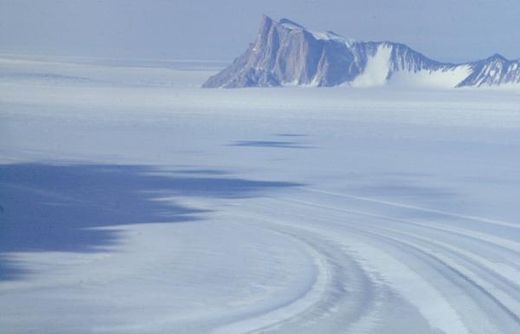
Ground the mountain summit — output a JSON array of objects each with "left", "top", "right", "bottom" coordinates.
[{"left": 203, "top": 16, "right": 520, "bottom": 89}]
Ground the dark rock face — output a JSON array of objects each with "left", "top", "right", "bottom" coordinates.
[
  {"left": 202, "top": 16, "right": 357, "bottom": 88},
  {"left": 203, "top": 16, "right": 329, "bottom": 88},
  {"left": 459, "top": 54, "right": 520, "bottom": 87},
  {"left": 203, "top": 16, "right": 520, "bottom": 89}
]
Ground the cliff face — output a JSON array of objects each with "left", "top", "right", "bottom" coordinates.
[
  {"left": 203, "top": 16, "right": 520, "bottom": 89},
  {"left": 202, "top": 16, "right": 356, "bottom": 88}
]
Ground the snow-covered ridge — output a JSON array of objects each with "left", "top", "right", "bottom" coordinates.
[{"left": 203, "top": 16, "right": 520, "bottom": 89}]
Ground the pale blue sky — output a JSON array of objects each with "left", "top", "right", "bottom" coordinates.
[{"left": 1, "top": 0, "right": 519, "bottom": 62}]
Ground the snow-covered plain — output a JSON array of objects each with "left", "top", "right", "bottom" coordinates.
[{"left": 1, "top": 56, "right": 520, "bottom": 334}]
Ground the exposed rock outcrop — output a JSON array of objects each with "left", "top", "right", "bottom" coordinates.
[{"left": 203, "top": 16, "right": 520, "bottom": 89}]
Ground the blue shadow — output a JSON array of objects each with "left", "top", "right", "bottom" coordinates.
[
  {"left": 230, "top": 140, "right": 311, "bottom": 149},
  {"left": 0, "top": 163, "right": 301, "bottom": 280}
]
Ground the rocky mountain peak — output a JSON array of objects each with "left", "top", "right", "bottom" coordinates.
[{"left": 203, "top": 16, "right": 520, "bottom": 89}]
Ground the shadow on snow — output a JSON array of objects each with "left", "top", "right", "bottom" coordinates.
[
  {"left": 0, "top": 163, "right": 301, "bottom": 280},
  {"left": 230, "top": 140, "right": 312, "bottom": 149}
]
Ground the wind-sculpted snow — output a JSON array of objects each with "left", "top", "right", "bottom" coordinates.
[
  {"left": 1, "top": 59, "right": 520, "bottom": 333},
  {"left": 203, "top": 15, "right": 520, "bottom": 89}
]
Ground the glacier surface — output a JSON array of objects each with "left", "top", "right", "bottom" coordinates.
[{"left": 1, "top": 56, "right": 520, "bottom": 333}]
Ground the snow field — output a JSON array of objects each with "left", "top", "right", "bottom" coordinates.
[{"left": 1, "top": 57, "right": 520, "bottom": 333}]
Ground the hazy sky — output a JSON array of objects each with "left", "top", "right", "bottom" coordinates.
[{"left": 1, "top": 0, "right": 519, "bottom": 62}]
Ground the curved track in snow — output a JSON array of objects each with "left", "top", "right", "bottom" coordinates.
[
  {"left": 2, "top": 61, "right": 520, "bottom": 334},
  {"left": 211, "top": 187, "right": 520, "bottom": 334}
]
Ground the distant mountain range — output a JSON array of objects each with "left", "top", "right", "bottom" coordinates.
[{"left": 203, "top": 16, "right": 520, "bottom": 89}]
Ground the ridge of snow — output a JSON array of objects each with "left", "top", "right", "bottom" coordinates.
[
  {"left": 389, "top": 65, "right": 473, "bottom": 88},
  {"left": 351, "top": 44, "right": 392, "bottom": 87}
]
